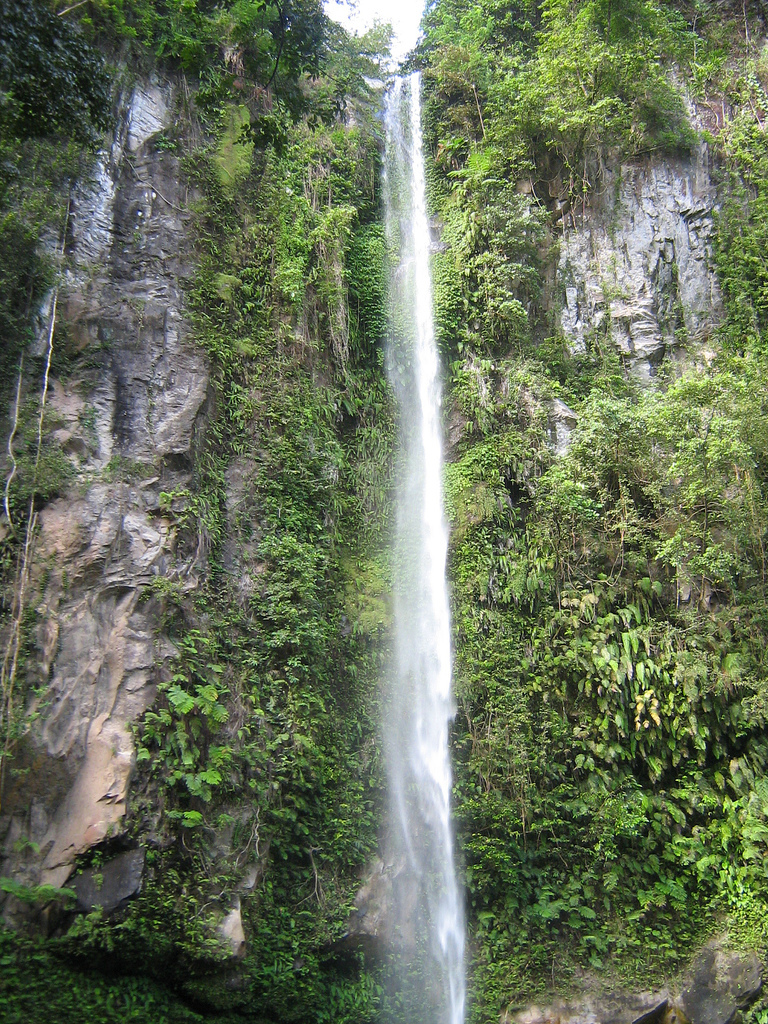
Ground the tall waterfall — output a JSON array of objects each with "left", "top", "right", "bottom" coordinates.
[{"left": 383, "top": 73, "right": 465, "bottom": 1024}]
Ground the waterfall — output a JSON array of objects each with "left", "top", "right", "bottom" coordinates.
[{"left": 383, "top": 72, "right": 465, "bottom": 1024}]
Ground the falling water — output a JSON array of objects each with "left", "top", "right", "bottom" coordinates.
[{"left": 383, "top": 73, "right": 465, "bottom": 1024}]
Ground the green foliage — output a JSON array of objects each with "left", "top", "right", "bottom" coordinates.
[
  {"left": 10, "top": 2, "right": 768, "bottom": 1022},
  {"left": 313, "top": 20, "right": 393, "bottom": 122},
  {"left": 213, "top": 103, "right": 254, "bottom": 189},
  {"left": 93, "top": 30, "right": 393, "bottom": 1023},
  {"left": 0, "top": 131, "right": 88, "bottom": 400},
  {"left": 227, "top": 0, "right": 329, "bottom": 92},
  {"left": 415, "top": 9, "right": 768, "bottom": 1004},
  {"left": 0, "top": 0, "right": 112, "bottom": 143},
  {"left": 441, "top": 166, "right": 546, "bottom": 358},
  {"left": 514, "top": 0, "right": 694, "bottom": 187},
  {"left": 0, "top": 213, "right": 46, "bottom": 366},
  {"left": 76, "top": 0, "right": 330, "bottom": 101},
  {"left": 419, "top": 0, "right": 695, "bottom": 210},
  {"left": 80, "top": 0, "right": 362, "bottom": 127},
  {"left": 347, "top": 223, "right": 388, "bottom": 355},
  {"left": 715, "top": 113, "right": 768, "bottom": 353},
  {"left": 0, "top": 7, "right": 391, "bottom": 1021},
  {"left": 416, "top": 0, "right": 701, "bottom": 384},
  {"left": 441, "top": 344, "right": 768, "bottom": 1014},
  {"left": 0, "top": 877, "right": 75, "bottom": 906},
  {"left": 416, "top": 4, "right": 768, "bottom": 988},
  {"left": 138, "top": 632, "right": 230, "bottom": 804},
  {"left": 4, "top": 405, "right": 74, "bottom": 520},
  {"left": 0, "top": 924, "right": 223, "bottom": 1023},
  {"left": 0, "top": 9, "right": 103, "bottom": 783}
]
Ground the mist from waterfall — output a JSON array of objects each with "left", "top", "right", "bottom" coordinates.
[{"left": 382, "top": 72, "right": 465, "bottom": 1024}]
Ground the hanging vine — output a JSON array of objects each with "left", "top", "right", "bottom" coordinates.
[{"left": 0, "top": 194, "right": 69, "bottom": 812}]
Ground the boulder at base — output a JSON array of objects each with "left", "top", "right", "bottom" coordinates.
[
  {"left": 680, "top": 945, "right": 762, "bottom": 1024},
  {"left": 71, "top": 848, "right": 145, "bottom": 913}
]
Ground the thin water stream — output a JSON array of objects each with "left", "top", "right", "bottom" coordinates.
[{"left": 383, "top": 72, "right": 465, "bottom": 1024}]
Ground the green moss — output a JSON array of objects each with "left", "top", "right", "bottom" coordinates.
[
  {"left": 212, "top": 272, "right": 241, "bottom": 303},
  {"left": 342, "top": 552, "right": 391, "bottom": 636},
  {"left": 213, "top": 104, "right": 253, "bottom": 192}
]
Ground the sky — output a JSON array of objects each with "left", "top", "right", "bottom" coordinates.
[{"left": 324, "top": 0, "right": 426, "bottom": 60}]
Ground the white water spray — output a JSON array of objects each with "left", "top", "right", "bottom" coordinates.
[{"left": 383, "top": 73, "right": 465, "bottom": 1024}]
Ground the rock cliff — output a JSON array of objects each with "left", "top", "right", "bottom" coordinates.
[
  {"left": 0, "top": 74, "right": 209, "bottom": 911},
  {"left": 558, "top": 139, "right": 722, "bottom": 382}
]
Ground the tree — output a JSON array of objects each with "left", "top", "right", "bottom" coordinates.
[{"left": 0, "top": 0, "right": 111, "bottom": 143}]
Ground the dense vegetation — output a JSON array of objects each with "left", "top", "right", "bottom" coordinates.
[
  {"left": 0, "top": 1, "right": 393, "bottom": 1020},
  {"left": 2, "top": 0, "right": 768, "bottom": 1023},
  {"left": 416, "top": 0, "right": 768, "bottom": 1019},
  {"left": 115, "top": 56, "right": 395, "bottom": 1018}
]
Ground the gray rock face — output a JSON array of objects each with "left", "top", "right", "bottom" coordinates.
[
  {"left": 216, "top": 900, "right": 247, "bottom": 959},
  {"left": 548, "top": 397, "right": 578, "bottom": 455},
  {"left": 558, "top": 144, "right": 721, "bottom": 382},
  {"left": 0, "top": 75, "right": 209, "bottom": 908},
  {"left": 680, "top": 945, "right": 762, "bottom": 1024},
  {"left": 65, "top": 78, "right": 208, "bottom": 467},
  {"left": 346, "top": 858, "right": 395, "bottom": 948},
  {"left": 72, "top": 848, "right": 145, "bottom": 912},
  {"left": 343, "top": 857, "right": 421, "bottom": 955},
  {"left": 502, "top": 940, "right": 762, "bottom": 1024},
  {"left": 509, "top": 991, "right": 670, "bottom": 1024}
]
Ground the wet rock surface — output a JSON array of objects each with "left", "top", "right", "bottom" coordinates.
[
  {"left": 345, "top": 858, "right": 395, "bottom": 950},
  {"left": 65, "top": 78, "right": 207, "bottom": 467},
  {"left": 548, "top": 397, "right": 578, "bottom": 455},
  {"left": 342, "top": 856, "right": 422, "bottom": 956}
]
